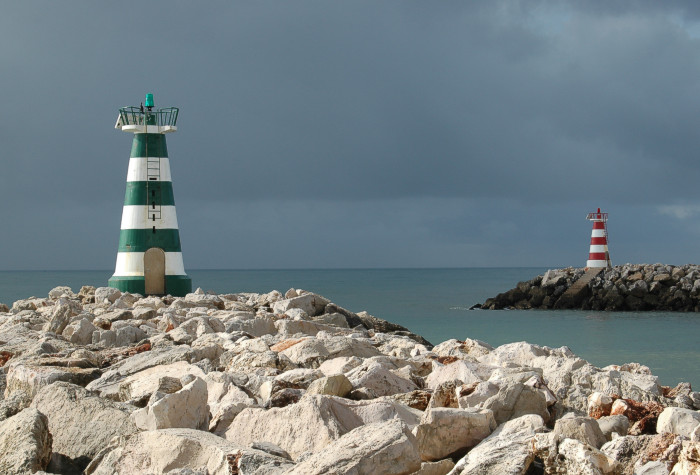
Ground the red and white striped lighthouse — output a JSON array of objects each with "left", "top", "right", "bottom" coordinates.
[{"left": 586, "top": 208, "right": 611, "bottom": 268}]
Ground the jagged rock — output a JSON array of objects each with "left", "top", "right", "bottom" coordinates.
[
  {"left": 413, "top": 407, "right": 496, "bottom": 461},
  {"left": 656, "top": 407, "right": 700, "bottom": 438},
  {"left": 131, "top": 376, "right": 209, "bottom": 430},
  {"left": 0, "top": 408, "right": 52, "bottom": 474},
  {"left": 94, "top": 287, "right": 121, "bottom": 304},
  {"left": 414, "top": 459, "right": 455, "bottom": 475},
  {"left": 305, "top": 374, "right": 353, "bottom": 397},
  {"left": 224, "top": 395, "right": 421, "bottom": 459},
  {"left": 611, "top": 398, "right": 665, "bottom": 435},
  {"left": 31, "top": 382, "right": 137, "bottom": 471},
  {"left": 432, "top": 338, "right": 493, "bottom": 359},
  {"left": 318, "top": 356, "right": 363, "bottom": 375},
  {"left": 274, "top": 319, "right": 340, "bottom": 337},
  {"left": 481, "top": 264, "right": 700, "bottom": 311},
  {"left": 286, "top": 419, "right": 422, "bottom": 475},
  {"left": 670, "top": 441, "right": 700, "bottom": 474},
  {"left": 450, "top": 414, "right": 546, "bottom": 474},
  {"left": 589, "top": 391, "right": 614, "bottom": 418},
  {"left": 600, "top": 434, "right": 663, "bottom": 474},
  {"left": 48, "top": 286, "right": 74, "bottom": 299},
  {"left": 206, "top": 372, "right": 258, "bottom": 435},
  {"left": 345, "top": 359, "right": 418, "bottom": 398},
  {"left": 0, "top": 391, "right": 32, "bottom": 422},
  {"left": 5, "top": 359, "right": 102, "bottom": 400},
  {"left": 85, "top": 428, "right": 293, "bottom": 475},
  {"left": 552, "top": 415, "right": 608, "bottom": 449},
  {"left": 280, "top": 336, "right": 381, "bottom": 368},
  {"left": 272, "top": 293, "right": 330, "bottom": 317},
  {"left": 598, "top": 414, "right": 630, "bottom": 441},
  {"left": 105, "top": 361, "right": 206, "bottom": 403},
  {"left": 535, "top": 435, "right": 621, "bottom": 474},
  {"left": 85, "top": 345, "right": 204, "bottom": 395},
  {"left": 63, "top": 318, "right": 98, "bottom": 345},
  {"left": 390, "top": 390, "right": 432, "bottom": 411},
  {"left": 425, "top": 360, "right": 483, "bottom": 390},
  {"left": 428, "top": 380, "right": 461, "bottom": 409},
  {"left": 42, "top": 298, "right": 72, "bottom": 334},
  {"left": 182, "top": 293, "right": 225, "bottom": 310},
  {"left": 636, "top": 461, "right": 670, "bottom": 474},
  {"left": 457, "top": 372, "right": 553, "bottom": 425}
]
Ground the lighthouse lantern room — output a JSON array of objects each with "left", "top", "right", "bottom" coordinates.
[
  {"left": 586, "top": 208, "right": 612, "bottom": 269},
  {"left": 108, "top": 93, "right": 192, "bottom": 296}
]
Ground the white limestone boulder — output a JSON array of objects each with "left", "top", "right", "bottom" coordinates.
[
  {"left": 4, "top": 360, "right": 101, "bottom": 400},
  {"left": 552, "top": 415, "right": 607, "bottom": 449},
  {"left": 94, "top": 287, "right": 121, "bottom": 304},
  {"left": 31, "top": 382, "right": 137, "bottom": 469},
  {"left": 48, "top": 286, "right": 75, "bottom": 300},
  {"left": 432, "top": 338, "right": 493, "bottom": 359},
  {"left": 286, "top": 419, "right": 421, "bottom": 475},
  {"left": 116, "top": 361, "right": 206, "bottom": 403},
  {"left": 415, "top": 459, "right": 456, "bottom": 475},
  {"left": 272, "top": 293, "right": 329, "bottom": 317},
  {"left": 413, "top": 407, "right": 496, "bottom": 461},
  {"left": 85, "top": 428, "right": 293, "bottom": 475},
  {"left": 85, "top": 346, "right": 208, "bottom": 399},
  {"left": 42, "top": 299, "right": 72, "bottom": 335},
  {"left": 597, "top": 414, "right": 630, "bottom": 441},
  {"left": 450, "top": 414, "right": 546, "bottom": 474},
  {"left": 345, "top": 359, "right": 418, "bottom": 398},
  {"left": 280, "top": 335, "right": 381, "bottom": 368},
  {"left": 130, "top": 376, "right": 209, "bottom": 431},
  {"left": 657, "top": 407, "right": 700, "bottom": 438},
  {"left": 425, "top": 360, "right": 483, "bottom": 390},
  {"left": 206, "top": 373, "right": 258, "bottom": 435},
  {"left": 224, "top": 394, "right": 421, "bottom": 459},
  {"left": 0, "top": 408, "right": 52, "bottom": 475},
  {"left": 535, "top": 436, "right": 620, "bottom": 475},
  {"left": 306, "top": 374, "right": 353, "bottom": 397},
  {"left": 670, "top": 441, "right": 700, "bottom": 474},
  {"left": 274, "top": 319, "right": 340, "bottom": 337},
  {"left": 458, "top": 373, "right": 552, "bottom": 425},
  {"left": 318, "top": 356, "right": 363, "bottom": 376},
  {"left": 62, "top": 318, "right": 97, "bottom": 345}
]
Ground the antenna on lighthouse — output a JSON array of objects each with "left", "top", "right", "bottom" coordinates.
[{"left": 585, "top": 208, "right": 612, "bottom": 268}]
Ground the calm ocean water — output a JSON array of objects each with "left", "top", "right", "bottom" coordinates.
[{"left": 0, "top": 268, "right": 697, "bottom": 389}]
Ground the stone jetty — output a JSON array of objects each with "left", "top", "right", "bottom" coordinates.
[
  {"left": 476, "top": 264, "right": 700, "bottom": 311},
  {"left": 1, "top": 286, "right": 700, "bottom": 474}
]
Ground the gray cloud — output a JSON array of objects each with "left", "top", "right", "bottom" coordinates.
[{"left": 1, "top": 1, "right": 699, "bottom": 269}]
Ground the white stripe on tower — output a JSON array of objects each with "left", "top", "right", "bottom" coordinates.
[
  {"left": 114, "top": 252, "right": 187, "bottom": 276},
  {"left": 126, "top": 157, "right": 172, "bottom": 182},
  {"left": 120, "top": 205, "right": 180, "bottom": 229}
]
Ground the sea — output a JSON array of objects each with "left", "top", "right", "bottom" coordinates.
[{"left": 1, "top": 267, "right": 698, "bottom": 389}]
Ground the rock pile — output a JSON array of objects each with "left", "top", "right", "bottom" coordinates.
[
  {"left": 477, "top": 264, "right": 700, "bottom": 311},
  {"left": 1, "top": 285, "right": 700, "bottom": 473}
]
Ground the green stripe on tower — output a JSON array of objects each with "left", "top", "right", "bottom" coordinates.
[
  {"left": 124, "top": 182, "right": 175, "bottom": 206},
  {"left": 118, "top": 229, "right": 182, "bottom": 252},
  {"left": 131, "top": 134, "right": 168, "bottom": 158}
]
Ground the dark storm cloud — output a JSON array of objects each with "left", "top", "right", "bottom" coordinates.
[{"left": 1, "top": 1, "right": 700, "bottom": 269}]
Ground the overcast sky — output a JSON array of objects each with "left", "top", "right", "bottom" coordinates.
[{"left": 2, "top": 1, "right": 700, "bottom": 270}]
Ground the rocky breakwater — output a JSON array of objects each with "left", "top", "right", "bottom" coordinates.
[
  {"left": 1, "top": 286, "right": 700, "bottom": 473},
  {"left": 477, "top": 263, "right": 700, "bottom": 311}
]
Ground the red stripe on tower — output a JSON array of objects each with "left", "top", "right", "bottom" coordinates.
[{"left": 586, "top": 208, "right": 612, "bottom": 268}]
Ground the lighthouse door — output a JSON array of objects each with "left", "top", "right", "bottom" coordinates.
[{"left": 144, "top": 247, "right": 166, "bottom": 295}]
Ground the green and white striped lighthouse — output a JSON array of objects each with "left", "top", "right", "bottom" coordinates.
[{"left": 108, "top": 94, "right": 192, "bottom": 296}]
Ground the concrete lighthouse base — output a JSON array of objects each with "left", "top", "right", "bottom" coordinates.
[{"left": 108, "top": 275, "right": 192, "bottom": 297}]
